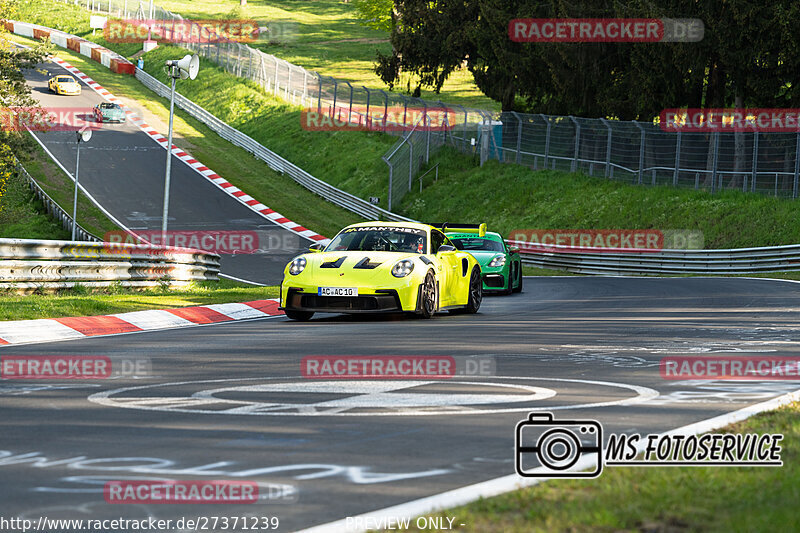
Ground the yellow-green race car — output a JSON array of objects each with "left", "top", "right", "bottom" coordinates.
[
  {"left": 47, "top": 75, "right": 81, "bottom": 96},
  {"left": 279, "top": 222, "right": 483, "bottom": 321}
]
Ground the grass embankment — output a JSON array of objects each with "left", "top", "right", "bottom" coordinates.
[
  {"left": 0, "top": 279, "right": 279, "bottom": 321},
  {"left": 0, "top": 159, "right": 69, "bottom": 240},
  {"left": 400, "top": 401, "right": 800, "bottom": 533}
]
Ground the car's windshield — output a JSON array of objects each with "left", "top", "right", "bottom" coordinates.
[
  {"left": 449, "top": 237, "right": 505, "bottom": 252},
  {"left": 100, "top": 103, "right": 116, "bottom": 109},
  {"left": 326, "top": 226, "right": 428, "bottom": 253},
  {"left": 57, "top": 77, "right": 73, "bottom": 83}
]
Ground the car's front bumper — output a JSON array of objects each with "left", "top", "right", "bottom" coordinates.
[
  {"left": 57, "top": 88, "right": 81, "bottom": 95},
  {"left": 481, "top": 265, "right": 509, "bottom": 291},
  {"left": 280, "top": 279, "right": 422, "bottom": 314}
]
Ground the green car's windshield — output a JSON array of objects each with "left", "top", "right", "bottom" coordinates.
[
  {"left": 100, "top": 103, "right": 117, "bottom": 109},
  {"left": 326, "top": 227, "right": 427, "bottom": 254},
  {"left": 450, "top": 237, "right": 505, "bottom": 252}
]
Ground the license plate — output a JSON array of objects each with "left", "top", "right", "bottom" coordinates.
[{"left": 317, "top": 287, "right": 358, "bottom": 297}]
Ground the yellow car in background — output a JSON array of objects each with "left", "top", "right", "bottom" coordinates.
[
  {"left": 48, "top": 75, "right": 81, "bottom": 96},
  {"left": 279, "top": 222, "right": 483, "bottom": 321}
]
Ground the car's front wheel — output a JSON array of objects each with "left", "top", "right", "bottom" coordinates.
[
  {"left": 417, "top": 271, "right": 437, "bottom": 319},
  {"left": 285, "top": 310, "right": 314, "bottom": 321},
  {"left": 512, "top": 263, "right": 523, "bottom": 293},
  {"left": 465, "top": 267, "right": 482, "bottom": 313}
]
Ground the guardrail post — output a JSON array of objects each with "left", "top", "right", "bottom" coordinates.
[
  {"left": 711, "top": 132, "right": 720, "bottom": 193},
  {"left": 635, "top": 122, "right": 645, "bottom": 184},
  {"left": 673, "top": 131, "right": 681, "bottom": 186},
  {"left": 794, "top": 132, "right": 800, "bottom": 198},
  {"left": 540, "top": 114, "right": 551, "bottom": 168},
  {"left": 751, "top": 132, "right": 758, "bottom": 193},
  {"left": 569, "top": 116, "right": 580, "bottom": 172}
]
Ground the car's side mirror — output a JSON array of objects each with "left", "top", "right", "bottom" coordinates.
[
  {"left": 437, "top": 244, "right": 456, "bottom": 253},
  {"left": 508, "top": 246, "right": 520, "bottom": 254},
  {"left": 308, "top": 243, "right": 325, "bottom": 252}
]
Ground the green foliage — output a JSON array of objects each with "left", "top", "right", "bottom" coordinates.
[
  {"left": 380, "top": 0, "right": 800, "bottom": 116},
  {"left": 353, "top": 0, "right": 393, "bottom": 33}
]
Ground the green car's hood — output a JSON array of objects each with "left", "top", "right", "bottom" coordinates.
[
  {"left": 101, "top": 108, "right": 125, "bottom": 119},
  {"left": 464, "top": 250, "right": 505, "bottom": 266},
  {"left": 293, "top": 251, "right": 425, "bottom": 285}
]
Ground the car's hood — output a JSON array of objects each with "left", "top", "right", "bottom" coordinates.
[
  {"left": 60, "top": 82, "right": 79, "bottom": 89},
  {"left": 464, "top": 250, "right": 504, "bottom": 266},
  {"left": 295, "top": 251, "right": 425, "bottom": 284}
]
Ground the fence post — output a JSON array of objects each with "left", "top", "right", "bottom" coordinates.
[
  {"left": 539, "top": 114, "right": 551, "bottom": 168},
  {"left": 302, "top": 71, "right": 308, "bottom": 107},
  {"left": 331, "top": 79, "right": 338, "bottom": 116},
  {"left": 711, "top": 132, "right": 720, "bottom": 193},
  {"left": 600, "top": 119, "right": 612, "bottom": 177},
  {"left": 511, "top": 111, "right": 522, "bottom": 165},
  {"left": 425, "top": 116, "right": 431, "bottom": 163},
  {"left": 673, "top": 131, "right": 681, "bottom": 186},
  {"left": 345, "top": 81, "right": 353, "bottom": 124},
  {"left": 317, "top": 76, "right": 323, "bottom": 114},
  {"left": 380, "top": 89, "right": 388, "bottom": 133},
  {"left": 635, "top": 122, "right": 645, "bottom": 184},
  {"left": 364, "top": 87, "right": 371, "bottom": 129},
  {"left": 408, "top": 142, "right": 414, "bottom": 192},
  {"left": 751, "top": 132, "right": 759, "bottom": 193},
  {"left": 569, "top": 116, "right": 580, "bottom": 172},
  {"left": 388, "top": 164, "right": 394, "bottom": 211},
  {"left": 794, "top": 132, "right": 800, "bottom": 198},
  {"left": 286, "top": 66, "right": 291, "bottom": 101}
]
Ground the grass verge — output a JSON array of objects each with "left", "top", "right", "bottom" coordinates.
[
  {"left": 399, "top": 401, "right": 800, "bottom": 532},
  {"left": 0, "top": 279, "right": 278, "bottom": 321},
  {"left": 0, "top": 161, "right": 69, "bottom": 240}
]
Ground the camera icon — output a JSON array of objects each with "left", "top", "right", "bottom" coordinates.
[{"left": 515, "top": 412, "right": 603, "bottom": 478}]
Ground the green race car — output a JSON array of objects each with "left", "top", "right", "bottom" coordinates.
[
  {"left": 94, "top": 102, "right": 126, "bottom": 123},
  {"left": 443, "top": 223, "right": 523, "bottom": 294}
]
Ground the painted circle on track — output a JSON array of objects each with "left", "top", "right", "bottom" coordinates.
[{"left": 88, "top": 376, "right": 658, "bottom": 416}]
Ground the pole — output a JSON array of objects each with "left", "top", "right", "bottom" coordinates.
[
  {"left": 161, "top": 75, "right": 176, "bottom": 241},
  {"left": 71, "top": 140, "right": 81, "bottom": 240}
]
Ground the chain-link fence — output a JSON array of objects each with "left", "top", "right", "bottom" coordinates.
[{"left": 60, "top": 0, "right": 800, "bottom": 205}]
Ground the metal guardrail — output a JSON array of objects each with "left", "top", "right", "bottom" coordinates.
[
  {"left": 509, "top": 240, "right": 800, "bottom": 275},
  {"left": 134, "top": 68, "right": 414, "bottom": 223},
  {"left": 0, "top": 238, "right": 220, "bottom": 291},
  {"left": 14, "top": 156, "right": 100, "bottom": 243}
]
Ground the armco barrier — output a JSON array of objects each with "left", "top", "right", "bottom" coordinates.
[
  {"left": 13, "top": 155, "right": 100, "bottom": 243},
  {"left": 6, "top": 20, "right": 134, "bottom": 74},
  {"left": 509, "top": 240, "right": 800, "bottom": 275},
  {"left": 0, "top": 239, "right": 220, "bottom": 292},
  {"left": 134, "top": 68, "right": 414, "bottom": 223}
]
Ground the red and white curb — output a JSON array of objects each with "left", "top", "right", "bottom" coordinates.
[
  {"left": 48, "top": 55, "right": 330, "bottom": 246},
  {"left": 0, "top": 299, "right": 283, "bottom": 346}
]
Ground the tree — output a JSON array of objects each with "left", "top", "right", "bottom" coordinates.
[{"left": 354, "top": 0, "right": 394, "bottom": 33}]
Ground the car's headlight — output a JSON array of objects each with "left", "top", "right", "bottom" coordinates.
[
  {"left": 489, "top": 255, "right": 506, "bottom": 267},
  {"left": 391, "top": 259, "right": 415, "bottom": 278},
  {"left": 288, "top": 257, "right": 307, "bottom": 275}
]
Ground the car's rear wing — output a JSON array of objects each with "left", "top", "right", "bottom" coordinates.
[{"left": 428, "top": 223, "right": 487, "bottom": 237}]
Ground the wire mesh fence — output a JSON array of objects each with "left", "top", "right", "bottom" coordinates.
[{"left": 59, "top": 0, "right": 800, "bottom": 206}]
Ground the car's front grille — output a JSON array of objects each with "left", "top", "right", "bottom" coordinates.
[
  {"left": 483, "top": 274, "right": 505, "bottom": 288},
  {"left": 286, "top": 289, "right": 402, "bottom": 313}
]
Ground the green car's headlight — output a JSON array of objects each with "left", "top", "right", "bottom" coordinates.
[
  {"left": 391, "top": 259, "right": 415, "bottom": 278},
  {"left": 288, "top": 257, "right": 307, "bottom": 275},
  {"left": 489, "top": 255, "right": 506, "bottom": 267}
]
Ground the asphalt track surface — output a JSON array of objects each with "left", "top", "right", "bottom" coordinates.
[
  {"left": 22, "top": 58, "right": 308, "bottom": 285},
  {"left": 2, "top": 277, "right": 800, "bottom": 531}
]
